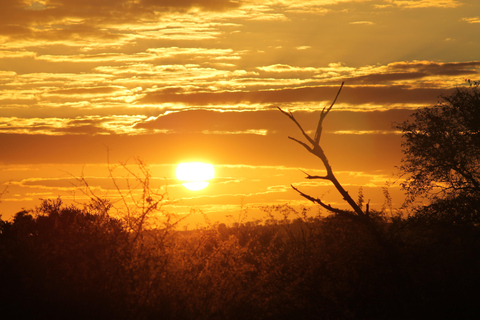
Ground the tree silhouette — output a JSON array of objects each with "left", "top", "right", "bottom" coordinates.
[{"left": 396, "top": 85, "right": 480, "bottom": 223}]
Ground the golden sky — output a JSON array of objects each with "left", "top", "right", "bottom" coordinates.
[{"left": 1, "top": 0, "right": 479, "bottom": 225}]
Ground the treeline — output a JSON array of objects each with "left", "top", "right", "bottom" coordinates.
[{"left": 2, "top": 199, "right": 480, "bottom": 319}]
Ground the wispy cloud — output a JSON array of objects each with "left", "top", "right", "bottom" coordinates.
[
  {"left": 0, "top": 115, "right": 150, "bottom": 135},
  {"left": 462, "top": 17, "right": 480, "bottom": 24},
  {"left": 329, "top": 130, "right": 403, "bottom": 135},
  {"left": 384, "top": 0, "right": 462, "bottom": 8},
  {"left": 349, "top": 21, "right": 374, "bottom": 25}
]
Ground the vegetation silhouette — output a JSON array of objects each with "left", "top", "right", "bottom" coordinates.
[
  {"left": 1, "top": 84, "right": 480, "bottom": 319},
  {"left": 396, "top": 84, "right": 480, "bottom": 224}
]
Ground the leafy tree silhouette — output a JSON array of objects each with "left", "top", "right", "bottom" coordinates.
[{"left": 396, "top": 84, "right": 480, "bottom": 224}]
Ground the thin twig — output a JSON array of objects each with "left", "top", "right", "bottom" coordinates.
[{"left": 300, "top": 169, "right": 331, "bottom": 180}]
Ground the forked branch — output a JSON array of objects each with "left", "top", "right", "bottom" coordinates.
[
  {"left": 277, "top": 108, "right": 315, "bottom": 146},
  {"left": 280, "top": 82, "right": 366, "bottom": 217}
]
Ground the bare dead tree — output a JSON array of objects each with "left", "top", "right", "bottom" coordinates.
[{"left": 278, "top": 82, "right": 368, "bottom": 218}]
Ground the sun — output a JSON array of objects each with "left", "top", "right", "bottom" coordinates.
[{"left": 176, "top": 162, "right": 215, "bottom": 191}]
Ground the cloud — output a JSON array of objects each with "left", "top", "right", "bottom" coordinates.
[
  {"left": 462, "top": 17, "right": 480, "bottom": 24},
  {"left": 11, "top": 177, "right": 79, "bottom": 191},
  {"left": 46, "top": 86, "right": 122, "bottom": 96},
  {"left": 0, "top": 50, "right": 36, "bottom": 58},
  {"left": 295, "top": 46, "right": 312, "bottom": 50},
  {"left": 134, "top": 108, "right": 413, "bottom": 135},
  {"left": 2, "top": 56, "right": 477, "bottom": 123},
  {"left": 0, "top": 0, "right": 242, "bottom": 49},
  {"left": 254, "top": 61, "right": 479, "bottom": 88},
  {"left": 14, "top": 175, "right": 169, "bottom": 192},
  {"left": 147, "top": 47, "right": 242, "bottom": 60},
  {"left": 384, "top": 0, "right": 462, "bottom": 8},
  {"left": 200, "top": 129, "right": 268, "bottom": 135},
  {"left": 139, "top": 84, "right": 454, "bottom": 106},
  {"left": 134, "top": 109, "right": 282, "bottom": 133},
  {"left": 386, "top": 60, "right": 480, "bottom": 75},
  {"left": 328, "top": 130, "right": 402, "bottom": 135},
  {"left": 268, "top": 0, "right": 373, "bottom": 10},
  {"left": 139, "top": 0, "right": 241, "bottom": 11},
  {"left": 341, "top": 61, "right": 480, "bottom": 86},
  {"left": 0, "top": 115, "right": 150, "bottom": 135},
  {"left": 257, "top": 64, "right": 321, "bottom": 73},
  {"left": 36, "top": 52, "right": 157, "bottom": 63},
  {"left": 344, "top": 72, "right": 426, "bottom": 84},
  {"left": 0, "top": 70, "right": 17, "bottom": 84},
  {"left": 349, "top": 21, "right": 374, "bottom": 25},
  {"left": 0, "top": 106, "right": 409, "bottom": 170}
]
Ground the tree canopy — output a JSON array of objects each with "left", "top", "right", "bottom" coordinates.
[{"left": 396, "top": 85, "right": 480, "bottom": 223}]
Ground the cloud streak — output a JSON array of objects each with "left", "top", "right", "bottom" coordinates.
[{"left": 384, "top": 0, "right": 462, "bottom": 8}]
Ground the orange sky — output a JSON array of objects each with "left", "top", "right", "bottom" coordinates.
[{"left": 1, "top": 0, "right": 480, "bottom": 225}]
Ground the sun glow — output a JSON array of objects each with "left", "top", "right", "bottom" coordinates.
[{"left": 176, "top": 162, "right": 215, "bottom": 191}]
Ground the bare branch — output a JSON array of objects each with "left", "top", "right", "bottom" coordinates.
[
  {"left": 288, "top": 136, "right": 313, "bottom": 153},
  {"left": 324, "top": 82, "right": 345, "bottom": 116},
  {"left": 291, "top": 184, "right": 350, "bottom": 215},
  {"left": 314, "top": 82, "right": 344, "bottom": 144}
]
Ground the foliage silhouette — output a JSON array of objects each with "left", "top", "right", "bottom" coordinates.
[
  {"left": 396, "top": 85, "right": 480, "bottom": 224},
  {"left": 0, "top": 198, "right": 130, "bottom": 319}
]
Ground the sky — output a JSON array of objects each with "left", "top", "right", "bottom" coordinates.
[{"left": 1, "top": 0, "right": 479, "bottom": 226}]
